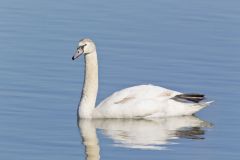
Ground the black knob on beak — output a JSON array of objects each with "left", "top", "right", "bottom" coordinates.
[{"left": 72, "top": 56, "right": 75, "bottom": 60}]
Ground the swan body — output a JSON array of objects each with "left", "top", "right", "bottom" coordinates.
[
  {"left": 93, "top": 85, "right": 209, "bottom": 118},
  {"left": 72, "top": 38, "right": 212, "bottom": 119}
]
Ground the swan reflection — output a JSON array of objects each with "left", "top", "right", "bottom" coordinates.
[{"left": 79, "top": 116, "right": 212, "bottom": 160}]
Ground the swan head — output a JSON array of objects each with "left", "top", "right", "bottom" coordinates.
[{"left": 72, "top": 38, "right": 96, "bottom": 60}]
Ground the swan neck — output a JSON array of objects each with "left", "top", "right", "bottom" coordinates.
[{"left": 79, "top": 51, "right": 98, "bottom": 118}]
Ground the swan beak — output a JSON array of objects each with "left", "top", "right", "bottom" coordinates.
[{"left": 72, "top": 48, "right": 84, "bottom": 60}]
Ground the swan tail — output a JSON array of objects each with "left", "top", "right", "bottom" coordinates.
[
  {"left": 172, "top": 93, "right": 205, "bottom": 103},
  {"left": 198, "top": 100, "right": 214, "bottom": 106}
]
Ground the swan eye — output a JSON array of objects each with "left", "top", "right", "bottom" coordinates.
[
  {"left": 81, "top": 44, "right": 86, "bottom": 49},
  {"left": 81, "top": 44, "right": 87, "bottom": 49},
  {"left": 77, "top": 44, "right": 87, "bottom": 50}
]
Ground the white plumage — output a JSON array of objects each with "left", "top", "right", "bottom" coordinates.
[
  {"left": 94, "top": 85, "right": 209, "bottom": 118},
  {"left": 72, "top": 38, "right": 212, "bottom": 119}
]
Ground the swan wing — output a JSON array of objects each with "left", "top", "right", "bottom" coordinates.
[{"left": 93, "top": 85, "right": 180, "bottom": 118}]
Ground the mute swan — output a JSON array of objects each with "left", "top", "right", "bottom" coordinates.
[{"left": 72, "top": 38, "right": 212, "bottom": 119}]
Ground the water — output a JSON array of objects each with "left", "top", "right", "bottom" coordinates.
[{"left": 0, "top": 0, "right": 240, "bottom": 159}]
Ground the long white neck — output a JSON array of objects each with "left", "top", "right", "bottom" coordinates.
[{"left": 78, "top": 51, "right": 98, "bottom": 118}]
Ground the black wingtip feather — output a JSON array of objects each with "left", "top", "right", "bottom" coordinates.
[{"left": 173, "top": 93, "right": 205, "bottom": 103}]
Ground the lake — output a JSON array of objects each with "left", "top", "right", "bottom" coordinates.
[{"left": 0, "top": 0, "right": 240, "bottom": 160}]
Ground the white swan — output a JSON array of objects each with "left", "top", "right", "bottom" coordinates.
[{"left": 72, "top": 38, "right": 212, "bottom": 119}]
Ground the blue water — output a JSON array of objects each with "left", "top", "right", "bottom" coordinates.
[{"left": 1, "top": 0, "right": 240, "bottom": 159}]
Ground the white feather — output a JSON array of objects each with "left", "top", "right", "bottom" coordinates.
[{"left": 93, "top": 85, "right": 208, "bottom": 118}]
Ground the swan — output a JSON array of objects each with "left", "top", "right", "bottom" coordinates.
[{"left": 72, "top": 38, "right": 212, "bottom": 119}]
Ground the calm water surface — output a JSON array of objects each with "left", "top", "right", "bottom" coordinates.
[{"left": 0, "top": 0, "right": 240, "bottom": 160}]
